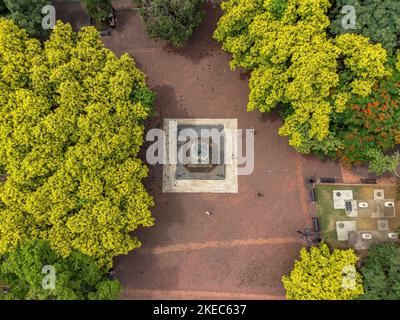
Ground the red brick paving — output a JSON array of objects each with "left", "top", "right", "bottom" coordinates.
[{"left": 56, "top": 1, "right": 398, "bottom": 299}]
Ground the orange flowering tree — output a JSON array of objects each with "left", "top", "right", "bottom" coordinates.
[
  {"left": 331, "top": 60, "right": 400, "bottom": 174},
  {"left": 214, "top": 0, "right": 399, "bottom": 175}
]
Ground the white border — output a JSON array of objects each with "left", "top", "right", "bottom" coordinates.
[{"left": 162, "top": 119, "right": 238, "bottom": 193}]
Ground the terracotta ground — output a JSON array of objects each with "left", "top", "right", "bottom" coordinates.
[{"left": 56, "top": 0, "right": 397, "bottom": 300}]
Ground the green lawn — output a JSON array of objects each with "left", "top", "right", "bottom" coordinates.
[{"left": 316, "top": 184, "right": 400, "bottom": 248}]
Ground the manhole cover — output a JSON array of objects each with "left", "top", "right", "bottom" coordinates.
[
  {"left": 377, "top": 192, "right": 382, "bottom": 197},
  {"left": 338, "top": 223, "right": 345, "bottom": 228},
  {"left": 336, "top": 192, "right": 341, "bottom": 197}
]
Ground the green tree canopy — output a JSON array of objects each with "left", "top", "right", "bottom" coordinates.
[
  {"left": 329, "top": 0, "right": 400, "bottom": 54},
  {"left": 134, "top": 0, "right": 204, "bottom": 47},
  {"left": 331, "top": 59, "right": 400, "bottom": 174},
  {"left": 360, "top": 243, "right": 400, "bottom": 300},
  {"left": 0, "top": 239, "right": 121, "bottom": 300},
  {"left": 282, "top": 244, "right": 364, "bottom": 300},
  {"left": 2, "top": 0, "right": 50, "bottom": 37},
  {"left": 81, "top": 0, "right": 113, "bottom": 21},
  {"left": 214, "top": 0, "right": 387, "bottom": 151},
  {"left": 0, "top": 0, "right": 7, "bottom": 15},
  {"left": 213, "top": 0, "right": 395, "bottom": 175},
  {"left": 0, "top": 19, "right": 155, "bottom": 268}
]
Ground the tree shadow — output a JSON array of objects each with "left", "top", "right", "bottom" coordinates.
[
  {"left": 54, "top": 2, "right": 90, "bottom": 31},
  {"left": 161, "top": 2, "right": 223, "bottom": 64},
  {"left": 115, "top": 85, "right": 190, "bottom": 297}
]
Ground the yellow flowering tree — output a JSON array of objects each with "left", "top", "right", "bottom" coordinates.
[
  {"left": 0, "top": 19, "right": 155, "bottom": 267},
  {"left": 282, "top": 244, "right": 364, "bottom": 300},
  {"left": 214, "top": 0, "right": 388, "bottom": 154}
]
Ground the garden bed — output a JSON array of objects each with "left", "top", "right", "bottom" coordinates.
[{"left": 316, "top": 183, "right": 400, "bottom": 248}]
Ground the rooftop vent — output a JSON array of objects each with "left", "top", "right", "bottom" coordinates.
[
  {"left": 361, "top": 233, "right": 373, "bottom": 240},
  {"left": 345, "top": 200, "right": 352, "bottom": 212},
  {"left": 358, "top": 202, "right": 368, "bottom": 208},
  {"left": 388, "top": 233, "right": 399, "bottom": 240}
]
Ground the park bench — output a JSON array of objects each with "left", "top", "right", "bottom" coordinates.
[
  {"left": 309, "top": 188, "right": 316, "bottom": 202},
  {"left": 361, "top": 178, "right": 377, "bottom": 184},
  {"left": 99, "top": 30, "right": 111, "bottom": 36},
  {"left": 319, "top": 177, "right": 335, "bottom": 183},
  {"left": 312, "top": 217, "right": 322, "bottom": 243}
]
